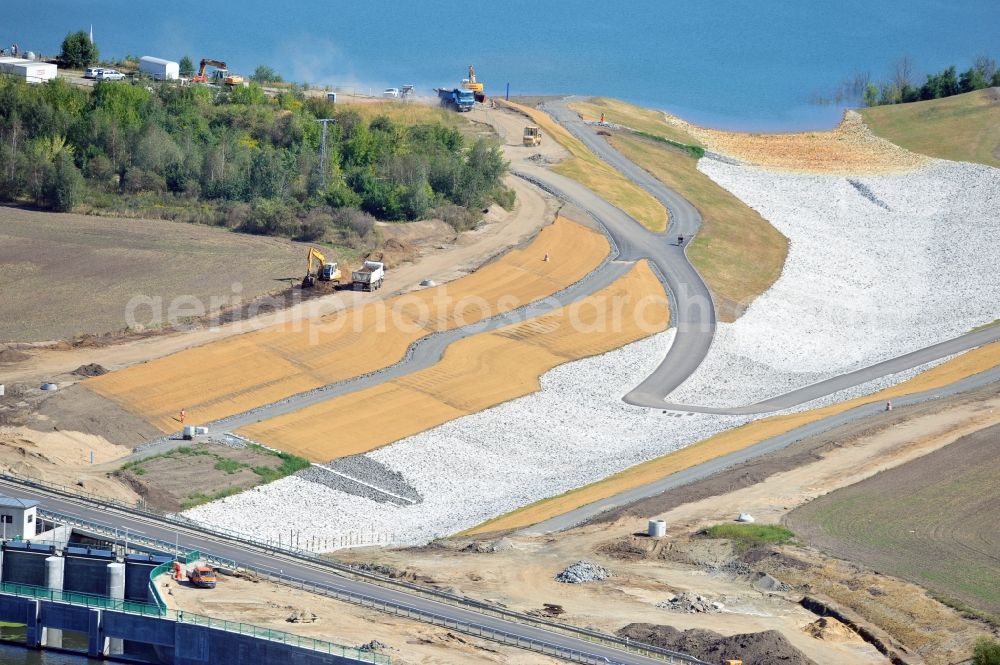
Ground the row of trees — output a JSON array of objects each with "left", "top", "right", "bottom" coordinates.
[
  {"left": 863, "top": 54, "right": 999, "bottom": 107},
  {"left": 0, "top": 74, "right": 510, "bottom": 239}
]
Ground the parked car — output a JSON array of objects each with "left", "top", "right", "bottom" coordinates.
[
  {"left": 96, "top": 69, "right": 125, "bottom": 81},
  {"left": 84, "top": 67, "right": 104, "bottom": 79}
]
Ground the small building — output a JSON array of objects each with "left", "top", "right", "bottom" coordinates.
[
  {"left": 139, "top": 56, "right": 179, "bottom": 81},
  {"left": 0, "top": 57, "right": 57, "bottom": 83},
  {"left": 0, "top": 497, "right": 38, "bottom": 540}
]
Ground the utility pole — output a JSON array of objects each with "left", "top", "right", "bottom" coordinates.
[{"left": 315, "top": 118, "right": 336, "bottom": 188}]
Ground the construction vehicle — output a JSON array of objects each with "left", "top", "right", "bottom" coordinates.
[
  {"left": 523, "top": 125, "right": 542, "bottom": 147},
  {"left": 188, "top": 565, "right": 217, "bottom": 589},
  {"left": 352, "top": 260, "right": 384, "bottom": 291},
  {"left": 436, "top": 87, "right": 475, "bottom": 112},
  {"left": 461, "top": 65, "right": 486, "bottom": 103},
  {"left": 191, "top": 58, "right": 244, "bottom": 86},
  {"left": 400, "top": 84, "right": 415, "bottom": 99},
  {"left": 302, "top": 247, "right": 341, "bottom": 289},
  {"left": 723, "top": 661, "right": 743, "bottom": 665}
]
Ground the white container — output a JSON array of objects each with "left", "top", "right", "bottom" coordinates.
[
  {"left": 0, "top": 384, "right": 5, "bottom": 396},
  {"left": 182, "top": 426, "right": 196, "bottom": 440},
  {"left": 0, "top": 59, "right": 57, "bottom": 83},
  {"left": 139, "top": 56, "right": 179, "bottom": 81},
  {"left": 194, "top": 426, "right": 209, "bottom": 436},
  {"left": 648, "top": 519, "right": 666, "bottom": 538},
  {"left": 326, "top": 92, "right": 337, "bottom": 103}
]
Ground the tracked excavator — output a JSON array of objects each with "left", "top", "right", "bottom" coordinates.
[
  {"left": 302, "top": 247, "right": 341, "bottom": 289},
  {"left": 461, "top": 64, "right": 486, "bottom": 103},
  {"left": 191, "top": 58, "right": 245, "bottom": 86}
]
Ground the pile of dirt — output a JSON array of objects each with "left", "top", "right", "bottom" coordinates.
[
  {"left": 802, "top": 617, "right": 862, "bottom": 642},
  {"left": 0, "top": 348, "right": 30, "bottom": 363},
  {"left": 72, "top": 363, "right": 108, "bottom": 377},
  {"left": 555, "top": 561, "right": 611, "bottom": 584},
  {"left": 366, "top": 238, "right": 417, "bottom": 269},
  {"left": 618, "top": 623, "right": 817, "bottom": 665}
]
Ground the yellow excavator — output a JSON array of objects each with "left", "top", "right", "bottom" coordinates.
[
  {"left": 302, "top": 247, "right": 341, "bottom": 288},
  {"left": 191, "top": 58, "right": 245, "bottom": 86},
  {"left": 462, "top": 65, "right": 486, "bottom": 103}
]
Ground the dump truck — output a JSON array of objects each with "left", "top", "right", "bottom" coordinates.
[
  {"left": 188, "top": 565, "right": 217, "bottom": 589},
  {"left": 523, "top": 125, "right": 542, "bottom": 147},
  {"left": 352, "top": 260, "right": 384, "bottom": 291},
  {"left": 436, "top": 87, "right": 475, "bottom": 112},
  {"left": 302, "top": 247, "right": 341, "bottom": 289}
]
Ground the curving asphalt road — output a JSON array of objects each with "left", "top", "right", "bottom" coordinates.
[{"left": 539, "top": 98, "right": 1000, "bottom": 415}]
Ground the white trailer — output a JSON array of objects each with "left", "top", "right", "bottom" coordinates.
[
  {"left": 0, "top": 58, "right": 57, "bottom": 83},
  {"left": 139, "top": 56, "right": 179, "bottom": 81},
  {"left": 352, "top": 260, "right": 384, "bottom": 291}
]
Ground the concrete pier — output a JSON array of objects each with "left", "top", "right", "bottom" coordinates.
[
  {"left": 106, "top": 562, "right": 125, "bottom": 656},
  {"left": 43, "top": 556, "right": 64, "bottom": 648}
]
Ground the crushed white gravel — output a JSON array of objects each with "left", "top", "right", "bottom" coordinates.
[{"left": 185, "top": 159, "right": 1000, "bottom": 548}]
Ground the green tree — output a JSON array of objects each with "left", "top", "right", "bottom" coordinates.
[
  {"left": 973, "top": 638, "right": 1000, "bottom": 665},
  {"left": 959, "top": 67, "right": 989, "bottom": 93},
  {"left": 251, "top": 65, "right": 283, "bottom": 84},
  {"left": 59, "top": 31, "right": 99, "bottom": 68},
  {"left": 46, "top": 151, "right": 84, "bottom": 211},
  {"left": 862, "top": 82, "right": 879, "bottom": 107},
  {"left": 179, "top": 55, "right": 195, "bottom": 78}
]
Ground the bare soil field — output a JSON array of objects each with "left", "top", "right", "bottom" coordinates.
[
  {"left": 165, "top": 572, "right": 563, "bottom": 665},
  {"left": 786, "top": 421, "right": 1000, "bottom": 624},
  {"left": 0, "top": 206, "right": 305, "bottom": 343},
  {"left": 240, "top": 260, "right": 668, "bottom": 460},
  {"left": 114, "top": 442, "right": 307, "bottom": 511},
  {"left": 84, "top": 217, "right": 608, "bottom": 432}
]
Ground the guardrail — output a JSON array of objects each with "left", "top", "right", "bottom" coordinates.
[
  {"left": 6, "top": 473, "right": 710, "bottom": 665},
  {"left": 0, "top": 581, "right": 388, "bottom": 664}
]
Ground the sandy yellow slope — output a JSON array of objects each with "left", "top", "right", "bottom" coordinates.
[
  {"left": 86, "top": 218, "right": 609, "bottom": 431},
  {"left": 240, "top": 261, "right": 668, "bottom": 461}
]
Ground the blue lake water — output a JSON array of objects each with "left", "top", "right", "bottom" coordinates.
[{"left": 4, "top": 1, "right": 999, "bottom": 130}]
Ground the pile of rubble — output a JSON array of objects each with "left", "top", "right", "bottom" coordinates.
[
  {"left": 657, "top": 592, "right": 724, "bottom": 614},
  {"left": 555, "top": 561, "right": 611, "bottom": 584}
]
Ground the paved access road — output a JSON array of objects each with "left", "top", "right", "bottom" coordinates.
[
  {"left": 524, "top": 361, "right": 1000, "bottom": 534},
  {"left": 0, "top": 478, "right": 692, "bottom": 665}
]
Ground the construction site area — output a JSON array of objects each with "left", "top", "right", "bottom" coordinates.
[{"left": 1, "top": 52, "right": 999, "bottom": 665}]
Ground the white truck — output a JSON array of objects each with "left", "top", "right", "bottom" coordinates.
[
  {"left": 139, "top": 56, "right": 179, "bottom": 81},
  {"left": 352, "top": 261, "right": 384, "bottom": 291}
]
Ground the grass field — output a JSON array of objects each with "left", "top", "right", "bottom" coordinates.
[
  {"left": 567, "top": 97, "right": 702, "bottom": 147},
  {"left": 86, "top": 217, "right": 609, "bottom": 431},
  {"left": 860, "top": 88, "right": 1000, "bottom": 168},
  {"left": 466, "top": 341, "right": 1000, "bottom": 534},
  {"left": 786, "top": 422, "right": 1000, "bottom": 623},
  {"left": 0, "top": 207, "right": 305, "bottom": 342},
  {"left": 499, "top": 100, "right": 668, "bottom": 232},
  {"left": 608, "top": 134, "right": 787, "bottom": 319},
  {"left": 240, "top": 260, "right": 668, "bottom": 460}
]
